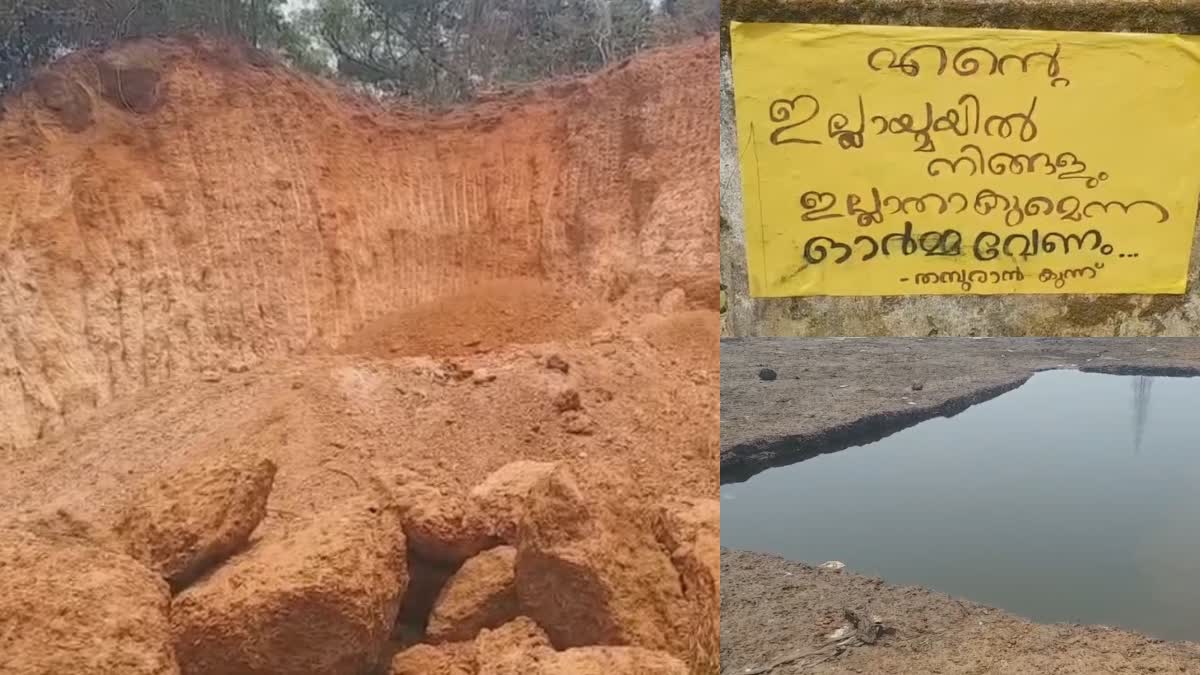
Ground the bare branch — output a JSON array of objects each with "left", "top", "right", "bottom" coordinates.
[{"left": 320, "top": 22, "right": 403, "bottom": 81}]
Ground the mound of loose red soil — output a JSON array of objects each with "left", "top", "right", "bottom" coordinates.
[
  {"left": 0, "top": 33, "right": 718, "bottom": 675},
  {"left": 339, "top": 279, "right": 605, "bottom": 358}
]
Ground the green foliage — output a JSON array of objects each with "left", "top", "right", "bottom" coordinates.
[
  {"left": 658, "top": 0, "right": 721, "bottom": 38},
  {"left": 0, "top": 0, "right": 88, "bottom": 91},
  {"left": 114, "top": 0, "right": 293, "bottom": 46},
  {"left": 0, "top": 0, "right": 317, "bottom": 91},
  {"left": 0, "top": 0, "right": 716, "bottom": 101},
  {"left": 306, "top": 0, "right": 677, "bottom": 102}
]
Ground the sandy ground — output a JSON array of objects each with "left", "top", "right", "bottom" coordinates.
[
  {"left": 721, "top": 337, "right": 1200, "bottom": 674},
  {"left": 721, "top": 548, "right": 1200, "bottom": 675}
]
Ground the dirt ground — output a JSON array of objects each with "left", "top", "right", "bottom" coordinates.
[
  {"left": 0, "top": 35, "right": 718, "bottom": 675},
  {"left": 721, "top": 337, "right": 1200, "bottom": 674},
  {"left": 2, "top": 294, "right": 719, "bottom": 526},
  {"left": 721, "top": 548, "right": 1200, "bottom": 675},
  {"left": 1, "top": 297, "right": 719, "bottom": 526}
]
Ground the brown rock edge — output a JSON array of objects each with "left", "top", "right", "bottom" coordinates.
[{"left": 0, "top": 528, "right": 179, "bottom": 675}]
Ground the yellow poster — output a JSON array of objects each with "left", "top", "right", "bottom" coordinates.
[{"left": 731, "top": 22, "right": 1200, "bottom": 296}]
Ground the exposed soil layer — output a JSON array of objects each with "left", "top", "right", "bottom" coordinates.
[
  {"left": 721, "top": 338, "right": 1200, "bottom": 673},
  {"left": 721, "top": 337, "right": 1200, "bottom": 483},
  {"left": 0, "top": 36, "right": 718, "bottom": 674},
  {"left": 3, "top": 312, "right": 718, "bottom": 523},
  {"left": 0, "top": 33, "right": 718, "bottom": 452}
]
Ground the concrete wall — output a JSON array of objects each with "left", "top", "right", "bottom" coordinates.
[{"left": 720, "top": 0, "right": 1200, "bottom": 336}]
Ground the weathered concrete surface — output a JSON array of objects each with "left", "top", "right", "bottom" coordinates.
[
  {"left": 722, "top": 547, "right": 1200, "bottom": 675},
  {"left": 720, "top": 1, "right": 1200, "bottom": 336},
  {"left": 720, "top": 337, "right": 1200, "bottom": 482}
]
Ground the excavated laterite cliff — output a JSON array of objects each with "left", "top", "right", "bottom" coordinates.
[
  {"left": 0, "top": 35, "right": 719, "bottom": 675},
  {"left": 0, "top": 34, "right": 718, "bottom": 451}
]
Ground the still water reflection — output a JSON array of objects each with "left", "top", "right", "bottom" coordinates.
[{"left": 721, "top": 370, "right": 1200, "bottom": 641}]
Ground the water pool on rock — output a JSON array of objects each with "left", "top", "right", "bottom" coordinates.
[{"left": 721, "top": 369, "right": 1200, "bottom": 642}]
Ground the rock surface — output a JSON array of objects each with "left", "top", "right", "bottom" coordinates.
[
  {"left": 390, "top": 616, "right": 551, "bottom": 675},
  {"left": 112, "top": 454, "right": 276, "bottom": 589},
  {"left": 171, "top": 498, "right": 406, "bottom": 675},
  {"left": 654, "top": 497, "right": 720, "bottom": 674},
  {"left": 0, "top": 527, "right": 179, "bottom": 675},
  {"left": 428, "top": 545, "right": 519, "bottom": 642},
  {"left": 534, "top": 646, "right": 689, "bottom": 674},
  {"left": 9, "top": 506, "right": 108, "bottom": 544},
  {"left": 474, "top": 617, "right": 554, "bottom": 674},
  {"left": 390, "top": 617, "right": 687, "bottom": 675},
  {"left": 394, "top": 481, "right": 495, "bottom": 565},
  {"left": 513, "top": 466, "right": 685, "bottom": 654},
  {"left": 468, "top": 461, "right": 558, "bottom": 543},
  {"left": 388, "top": 643, "right": 476, "bottom": 675}
]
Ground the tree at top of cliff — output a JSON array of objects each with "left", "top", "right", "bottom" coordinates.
[{"left": 1, "top": 0, "right": 717, "bottom": 102}]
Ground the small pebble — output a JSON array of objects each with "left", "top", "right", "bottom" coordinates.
[{"left": 546, "top": 354, "right": 570, "bottom": 373}]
